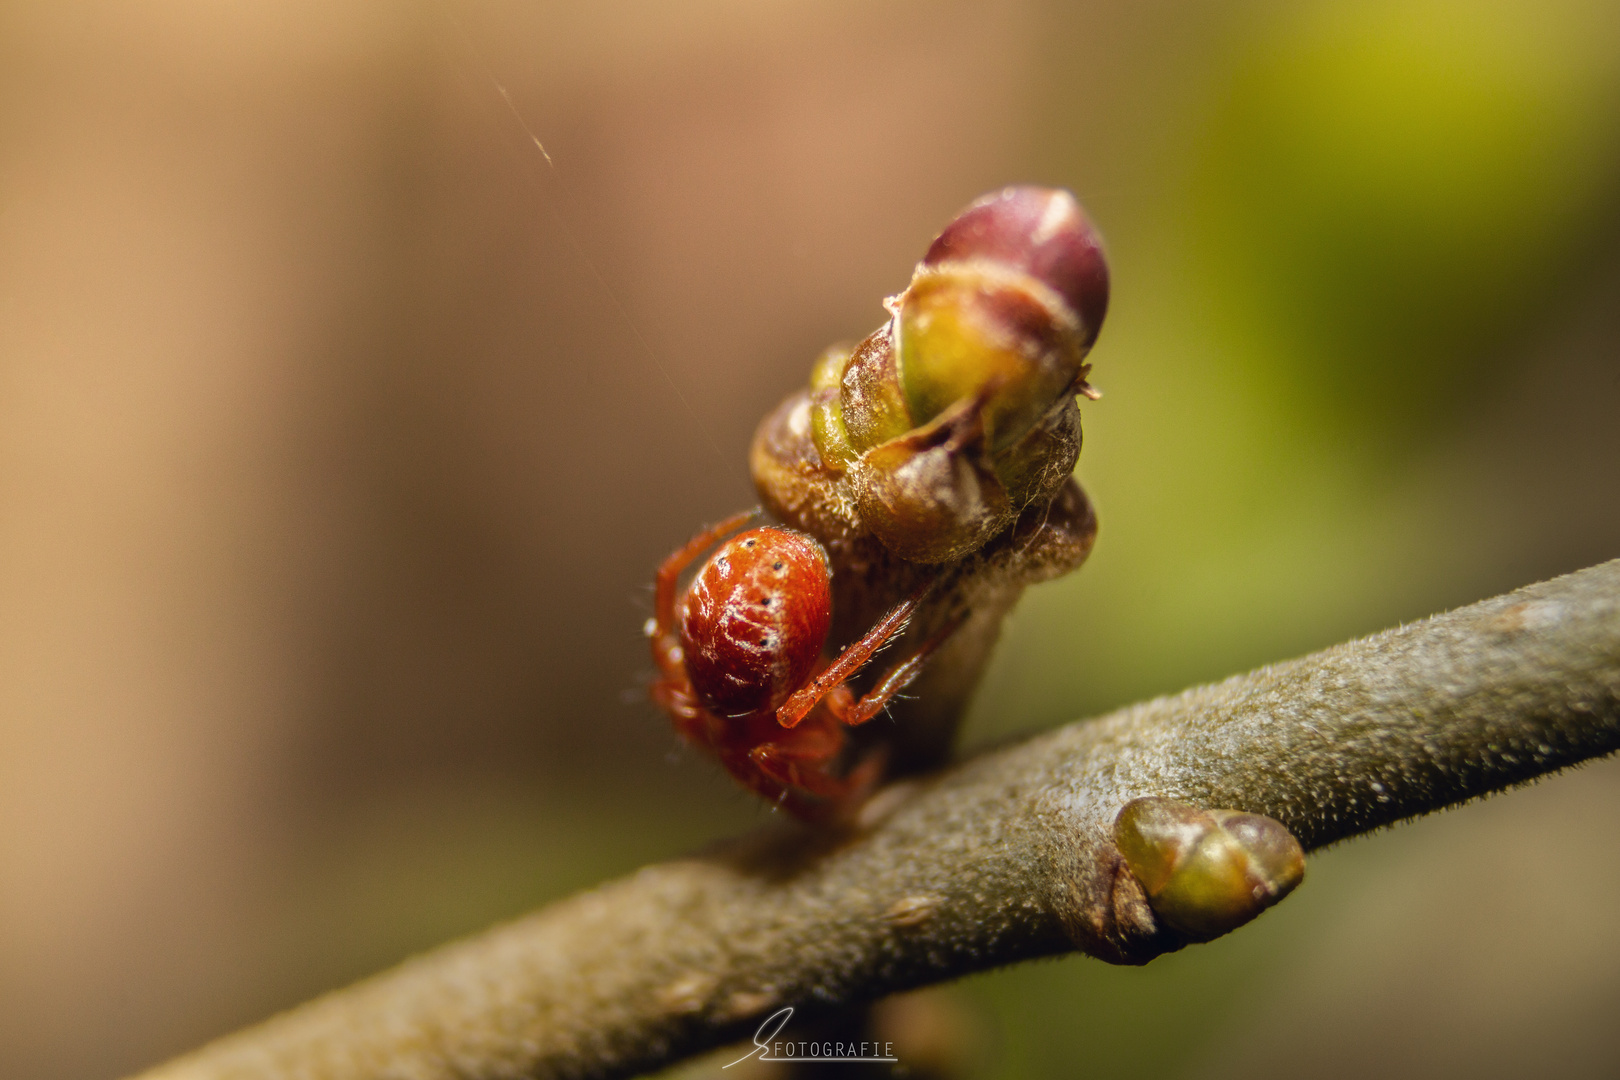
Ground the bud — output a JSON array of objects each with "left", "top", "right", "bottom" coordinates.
[
  {"left": 1114, "top": 797, "right": 1305, "bottom": 941},
  {"left": 795, "top": 186, "right": 1109, "bottom": 563},
  {"left": 747, "top": 187, "right": 1106, "bottom": 778},
  {"left": 922, "top": 185, "right": 1109, "bottom": 348}
]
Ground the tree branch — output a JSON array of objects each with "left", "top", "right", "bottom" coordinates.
[{"left": 136, "top": 560, "right": 1620, "bottom": 1080}]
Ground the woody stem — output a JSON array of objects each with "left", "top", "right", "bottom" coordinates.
[{"left": 137, "top": 560, "right": 1620, "bottom": 1080}]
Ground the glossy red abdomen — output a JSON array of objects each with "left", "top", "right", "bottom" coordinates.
[{"left": 679, "top": 527, "right": 832, "bottom": 718}]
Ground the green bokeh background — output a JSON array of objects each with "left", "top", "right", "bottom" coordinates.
[
  {"left": 967, "top": 2, "right": 1620, "bottom": 1074},
  {"left": 995, "top": 0, "right": 1620, "bottom": 736}
]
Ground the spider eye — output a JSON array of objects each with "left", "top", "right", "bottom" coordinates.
[{"left": 773, "top": 561, "right": 784, "bottom": 571}]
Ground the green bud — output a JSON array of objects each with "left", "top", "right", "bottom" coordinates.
[
  {"left": 808, "top": 343, "right": 858, "bottom": 469},
  {"left": 1114, "top": 797, "right": 1305, "bottom": 941},
  {"left": 839, "top": 322, "right": 913, "bottom": 451},
  {"left": 754, "top": 186, "right": 1109, "bottom": 565},
  {"left": 894, "top": 264, "right": 1085, "bottom": 455}
]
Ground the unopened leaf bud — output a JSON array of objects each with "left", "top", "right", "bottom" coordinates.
[
  {"left": 922, "top": 185, "right": 1109, "bottom": 348},
  {"left": 893, "top": 265, "right": 1080, "bottom": 455},
  {"left": 783, "top": 186, "right": 1109, "bottom": 563},
  {"left": 1114, "top": 797, "right": 1305, "bottom": 941}
]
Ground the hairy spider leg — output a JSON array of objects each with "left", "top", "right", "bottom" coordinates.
[
  {"left": 649, "top": 677, "right": 701, "bottom": 729},
  {"left": 713, "top": 744, "right": 815, "bottom": 813},
  {"left": 742, "top": 725, "right": 890, "bottom": 822},
  {"left": 774, "top": 581, "right": 940, "bottom": 729},
  {"left": 820, "top": 608, "right": 970, "bottom": 727},
  {"left": 747, "top": 716, "right": 842, "bottom": 788},
  {"left": 649, "top": 509, "right": 756, "bottom": 681}
]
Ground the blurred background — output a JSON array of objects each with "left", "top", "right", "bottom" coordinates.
[{"left": 2, "top": 0, "right": 1619, "bottom": 1077}]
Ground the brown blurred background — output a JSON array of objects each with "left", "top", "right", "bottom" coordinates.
[{"left": 2, "top": 1, "right": 1619, "bottom": 1077}]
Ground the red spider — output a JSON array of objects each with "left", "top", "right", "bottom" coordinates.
[{"left": 648, "top": 511, "right": 956, "bottom": 821}]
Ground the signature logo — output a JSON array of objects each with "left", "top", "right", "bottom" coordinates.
[{"left": 724, "top": 1007, "right": 898, "bottom": 1068}]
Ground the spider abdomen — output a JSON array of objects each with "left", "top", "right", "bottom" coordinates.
[{"left": 679, "top": 527, "right": 832, "bottom": 718}]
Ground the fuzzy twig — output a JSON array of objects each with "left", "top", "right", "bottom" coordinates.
[{"left": 136, "top": 560, "right": 1620, "bottom": 1080}]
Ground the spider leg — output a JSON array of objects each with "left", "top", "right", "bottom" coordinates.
[
  {"left": 775, "top": 579, "right": 937, "bottom": 729},
  {"left": 747, "top": 735, "right": 847, "bottom": 799},
  {"left": 823, "top": 608, "right": 969, "bottom": 727},
  {"left": 838, "top": 746, "right": 889, "bottom": 809},
  {"left": 715, "top": 746, "right": 801, "bottom": 807},
  {"left": 652, "top": 681, "right": 708, "bottom": 739},
  {"left": 650, "top": 509, "right": 756, "bottom": 677},
  {"left": 747, "top": 737, "right": 890, "bottom": 823},
  {"left": 820, "top": 682, "right": 857, "bottom": 720}
]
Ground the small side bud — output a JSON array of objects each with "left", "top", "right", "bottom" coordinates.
[{"left": 1114, "top": 797, "right": 1305, "bottom": 941}]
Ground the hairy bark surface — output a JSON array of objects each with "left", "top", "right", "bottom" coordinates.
[{"left": 137, "top": 560, "right": 1620, "bottom": 1080}]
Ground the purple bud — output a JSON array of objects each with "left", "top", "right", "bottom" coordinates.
[{"left": 923, "top": 186, "right": 1109, "bottom": 348}]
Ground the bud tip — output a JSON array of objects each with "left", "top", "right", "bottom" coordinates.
[{"left": 923, "top": 185, "right": 1110, "bottom": 347}]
